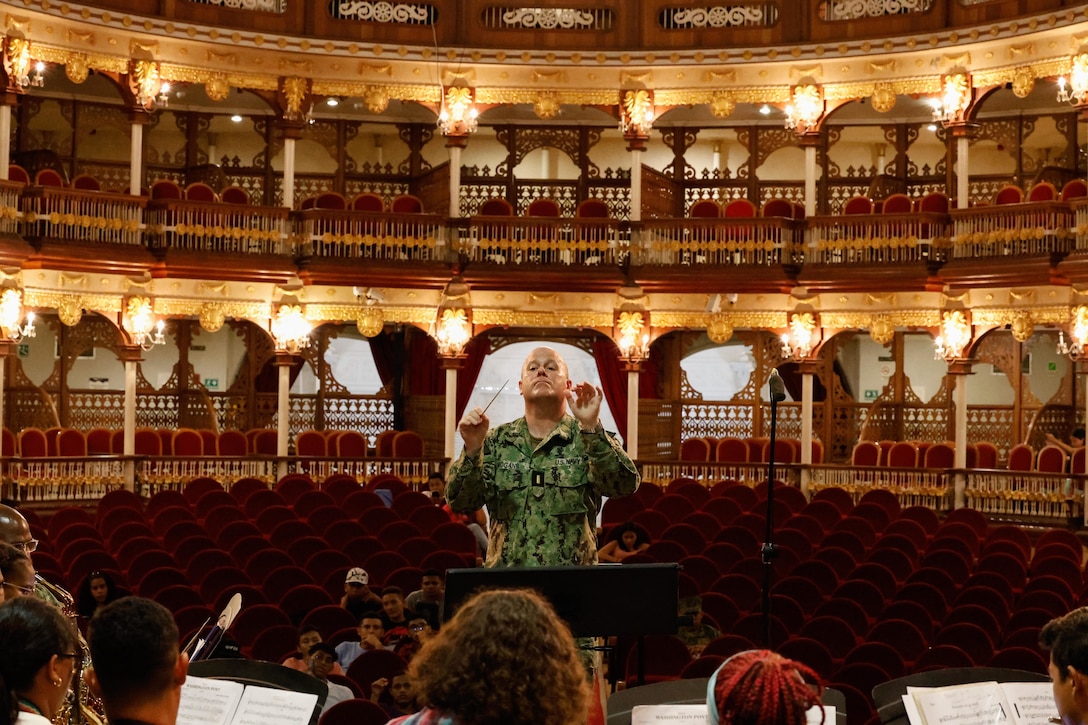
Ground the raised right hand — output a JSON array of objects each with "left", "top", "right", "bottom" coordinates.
[{"left": 458, "top": 406, "right": 490, "bottom": 455}]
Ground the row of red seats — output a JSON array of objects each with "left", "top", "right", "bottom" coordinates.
[
  {"left": 300, "top": 191, "right": 423, "bottom": 213},
  {"left": 850, "top": 440, "right": 1000, "bottom": 469},
  {"left": 690, "top": 197, "right": 805, "bottom": 220},
  {"left": 679, "top": 437, "right": 824, "bottom": 464},
  {"left": 2, "top": 427, "right": 425, "bottom": 458}
]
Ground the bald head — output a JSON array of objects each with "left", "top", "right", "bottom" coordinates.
[{"left": 0, "top": 505, "right": 32, "bottom": 553}]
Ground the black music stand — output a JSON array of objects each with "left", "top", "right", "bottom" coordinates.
[
  {"left": 444, "top": 563, "right": 681, "bottom": 687},
  {"left": 187, "top": 659, "right": 328, "bottom": 725}
]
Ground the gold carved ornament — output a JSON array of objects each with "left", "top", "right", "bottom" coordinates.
[
  {"left": 57, "top": 298, "right": 83, "bottom": 327},
  {"left": 707, "top": 314, "right": 734, "bottom": 344},
  {"left": 199, "top": 304, "right": 226, "bottom": 333},
  {"left": 869, "top": 314, "right": 895, "bottom": 346},
  {"left": 65, "top": 53, "right": 90, "bottom": 84},
  {"left": 709, "top": 91, "right": 736, "bottom": 119},
  {"left": 1011, "top": 66, "right": 1035, "bottom": 99},
  {"left": 282, "top": 76, "right": 308, "bottom": 117},
  {"left": 130, "top": 59, "right": 162, "bottom": 108},
  {"left": 364, "top": 86, "right": 390, "bottom": 114},
  {"left": 534, "top": 90, "right": 561, "bottom": 120},
  {"left": 870, "top": 83, "right": 896, "bottom": 113},
  {"left": 205, "top": 74, "right": 230, "bottom": 102},
  {"left": 1009, "top": 311, "right": 1034, "bottom": 343},
  {"left": 356, "top": 306, "right": 384, "bottom": 337}
]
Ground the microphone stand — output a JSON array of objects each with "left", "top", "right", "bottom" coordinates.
[{"left": 761, "top": 370, "right": 786, "bottom": 648}]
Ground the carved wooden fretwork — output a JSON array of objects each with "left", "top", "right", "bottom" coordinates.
[
  {"left": 499, "top": 127, "right": 601, "bottom": 179},
  {"left": 331, "top": 0, "right": 434, "bottom": 22},
  {"left": 484, "top": 7, "right": 607, "bottom": 29},
  {"left": 753, "top": 128, "right": 795, "bottom": 173},
  {"left": 661, "top": 128, "right": 698, "bottom": 181},
  {"left": 660, "top": 4, "right": 777, "bottom": 29},
  {"left": 189, "top": 0, "right": 286, "bottom": 11},
  {"left": 821, "top": 0, "right": 934, "bottom": 20}
]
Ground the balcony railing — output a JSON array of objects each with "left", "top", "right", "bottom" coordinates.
[
  {"left": 950, "top": 201, "right": 1075, "bottom": 259},
  {"left": 804, "top": 212, "right": 948, "bottom": 265}
]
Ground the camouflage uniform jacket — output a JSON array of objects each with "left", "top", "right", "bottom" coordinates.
[{"left": 447, "top": 414, "right": 640, "bottom": 567}]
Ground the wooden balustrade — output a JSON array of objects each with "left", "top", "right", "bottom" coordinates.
[
  {"left": 803, "top": 212, "right": 949, "bottom": 265},
  {"left": 950, "top": 201, "right": 1075, "bottom": 258},
  {"left": 299, "top": 208, "right": 448, "bottom": 261},
  {"left": 21, "top": 187, "right": 145, "bottom": 246},
  {"left": 636, "top": 217, "right": 798, "bottom": 266},
  {"left": 459, "top": 215, "right": 627, "bottom": 266},
  {"left": 145, "top": 199, "right": 292, "bottom": 255}
]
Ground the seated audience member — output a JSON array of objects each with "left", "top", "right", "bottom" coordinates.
[
  {"left": 1048, "top": 427, "right": 1086, "bottom": 456},
  {"left": 597, "top": 522, "right": 650, "bottom": 563},
  {"left": 677, "top": 595, "right": 720, "bottom": 658},
  {"left": 405, "top": 570, "right": 443, "bottom": 629},
  {"left": 372, "top": 672, "right": 418, "bottom": 719},
  {"left": 341, "top": 567, "right": 382, "bottom": 620},
  {"left": 392, "top": 617, "right": 433, "bottom": 663},
  {"left": 86, "top": 597, "right": 189, "bottom": 725},
  {"left": 427, "top": 473, "right": 489, "bottom": 557},
  {"left": 76, "top": 571, "right": 126, "bottom": 620},
  {"left": 0, "top": 543, "right": 34, "bottom": 600},
  {"left": 282, "top": 625, "right": 343, "bottom": 676},
  {"left": 0, "top": 597, "right": 80, "bottom": 725},
  {"left": 308, "top": 644, "right": 353, "bottom": 714},
  {"left": 388, "top": 589, "right": 589, "bottom": 725},
  {"left": 381, "top": 586, "right": 416, "bottom": 648},
  {"left": 1041, "top": 606, "right": 1088, "bottom": 725},
  {"left": 706, "top": 649, "right": 824, "bottom": 725},
  {"left": 335, "top": 614, "right": 387, "bottom": 669}
]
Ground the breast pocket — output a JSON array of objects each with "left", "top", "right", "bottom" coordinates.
[
  {"left": 546, "top": 477, "right": 590, "bottom": 516},
  {"left": 491, "top": 465, "right": 528, "bottom": 521}
]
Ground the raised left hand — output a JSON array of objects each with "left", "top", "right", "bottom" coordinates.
[{"left": 566, "top": 381, "right": 602, "bottom": 430}]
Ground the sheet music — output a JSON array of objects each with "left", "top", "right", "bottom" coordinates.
[
  {"left": 908, "top": 682, "right": 1012, "bottom": 725},
  {"left": 177, "top": 676, "right": 245, "bottom": 725},
  {"left": 999, "top": 682, "right": 1058, "bottom": 725},
  {"left": 229, "top": 684, "right": 319, "bottom": 725},
  {"left": 631, "top": 704, "right": 709, "bottom": 723}
]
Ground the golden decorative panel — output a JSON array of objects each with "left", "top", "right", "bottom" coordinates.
[
  {"left": 306, "top": 303, "right": 434, "bottom": 325},
  {"left": 472, "top": 309, "right": 612, "bottom": 328},
  {"left": 154, "top": 298, "right": 269, "bottom": 322}
]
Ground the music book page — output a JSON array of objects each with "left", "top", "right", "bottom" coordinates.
[
  {"left": 177, "top": 676, "right": 245, "bottom": 725},
  {"left": 229, "top": 685, "right": 318, "bottom": 725},
  {"left": 905, "top": 681, "right": 1057, "bottom": 725},
  {"left": 177, "top": 676, "right": 319, "bottom": 725},
  {"left": 630, "top": 703, "right": 831, "bottom": 724}
]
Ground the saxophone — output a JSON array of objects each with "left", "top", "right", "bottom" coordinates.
[{"left": 34, "top": 574, "right": 107, "bottom": 725}]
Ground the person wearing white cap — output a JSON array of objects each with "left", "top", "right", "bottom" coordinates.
[{"left": 340, "top": 567, "right": 382, "bottom": 621}]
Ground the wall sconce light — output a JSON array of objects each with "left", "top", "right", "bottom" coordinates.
[
  {"left": 934, "top": 309, "right": 971, "bottom": 361},
  {"left": 130, "top": 59, "right": 167, "bottom": 109},
  {"left": 435, "top": 307, "right": 471, "bottom": 357},
  {"left": 784, "top": 82, "right": 824, "bottom": 134},
  {"left": 619, "top": 89, "right": 654, "bottom": 138},
  {"left": 0, "top": 288, "right": 34, "bottom": 342},
  {"left": 781, "top": 312, "right": 817, "bottom": 360},
  {"left": 270, "top": 303, "right": 311, "bottom": 354},
  {"left": 616, "top": 311, "right": 650, "bottom": 361},
  {"left": 1058, "top": 306, "right": 1088, "bottom": 359},
  {"left": 1058, "top": 52, "right": 1088, "bottom": 105},
  {"left": 124, "top": 296, "right": 166, "bottom": 351},
  {"left": 438, "top": 86, "right": 478, "bottom": 136},
  {"left": 930, "top": 71, "right": 971, "bottom": 126}
]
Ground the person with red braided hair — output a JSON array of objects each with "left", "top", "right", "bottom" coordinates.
[{"left": 706, "top": 649, "right": 825, "bottom": 725}]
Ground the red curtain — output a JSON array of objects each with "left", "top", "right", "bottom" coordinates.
[
  {"left": 592, "top": 337, "right": 627, "bottom": 441},
  {"left": 367, "top": 330, "right": 401, "bottom": 389},
  {"left": 408, "top": 329, "right": 443, "bottom": 396},
  {"left": 456, "top": 332, "right": 490, "bottom": 419},
  {"left": 639, "top": 342, "right": 662, "bottom": 399}
]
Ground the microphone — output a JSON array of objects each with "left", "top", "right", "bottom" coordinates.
[{"left": 768, "top": 370, "right": 787, "bottom": 402}]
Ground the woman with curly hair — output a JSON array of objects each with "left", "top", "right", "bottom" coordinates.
[
  {"left": 389, "top": 588, "right": 589, "bottom": 725},
  {"left": 707, "top": 649, "right": 825, "bottom": 725},
  {"left": 75, "top": 571, "right": 126, "bottom": 620},
  {"left": 597, "top": 522, "right": 650, "bottom": 563}
]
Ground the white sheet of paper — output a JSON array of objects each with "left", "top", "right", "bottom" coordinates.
[
  {"left": 1000, "top": 682, "right": 1059, "bottom": 725},
  {"left": 631, "top": 704, "right": 708, "bottom": 724},
  {"left": 177, "top": 676, "right": 245, "bottom": 725},
  {"left": 228, "top": 684, "right": 319, "bottom": 725}
]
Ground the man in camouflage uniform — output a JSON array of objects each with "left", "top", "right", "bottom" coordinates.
[{"left": 448, "top": 346, "right": 639, "bottom": 568}]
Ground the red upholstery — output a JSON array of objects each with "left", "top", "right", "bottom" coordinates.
[
  {"left": 994, "top": 185, "right": 1023, "bottom": 204},
  {"left": 881, "top": 194, "right": 912, "bottom": 214},
  {"left": 761, "top": 198, "right": 793, "bottom": 218},
  {"left": 689, "top": 199, "right": 721, "bottom": 218},
  {"left": 35, "top": 169, "right": 65, "bottom": 187},
  {"left": 350, "top": 192, "right": 385, "bottom": 212},
  {"left": 478, "top": 198, "right": 513, "bottom": 216},
  {"left": 390, "top": 194, "right": 423, "bottom": 213},
  {"left": 185, "top": 182, "right": 218, "bottom": 202},
  {"left": 575, "top": 198, "right": 610, "bottom": 218},
  {"left": 843, "top": 196, "right": 873, "bottom": 214},
  {"left": 7, "top": 165, "right": 29, "bottom": 183},
  {"left": 71, "top": 174, "right": 102, "bottom": 191},
  {"left": 220, "top": 186, "right": 250, "bottom": 205},
  {"left": 314, "top": 192, "right": 347, "bottom": 210},
  {"left": 1061, "top": 179, "right": 1088, "bottom": 201},
  {"left": 150, "top": 180, "right": 183, "bottom": 199},
  {"left": 1026, "top": 182, "right": 1056, "bottom": 202}
]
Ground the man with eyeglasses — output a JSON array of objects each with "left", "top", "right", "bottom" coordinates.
[
  {"left": 0, "top": 502, "right": 59, "bottom": 606},
  {"left": 0, "top": 539, "right": 36, "bottom": 600}
]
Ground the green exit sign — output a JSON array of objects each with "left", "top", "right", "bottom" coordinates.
[
  {"left": 205, "top": 378, "right": 219, "bottom": 390},
  {"left": 864, "top": 389, "right": 879, "bottom": 400}
]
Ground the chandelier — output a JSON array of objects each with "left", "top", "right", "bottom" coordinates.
[
  {"left": 616, "top": 311, "right": 650, "bottom": 361},
  {"left": 124, "top": 296, "right": 166, "bottom": 351},
  {"left": 1058, "top": 52, "right": 1088, "bottom": 105},
  {"left": 934, "top": 310, "right": 971, "bottom": 361},
  {"left": 930, "top": 71, "right": 971, "bottom": 126},
  {"left": 784, "top": 83, "right": 823, "bottom": 134},
  {"left": 1058, "top": 306, "right": 1088, "bottom": 359},
  {"left": 620, "top": 89, "right": 654, "bottom": 138},
  {"left": 780, "top": 312, "right": 817, "bottom": 360},
  {"left": 271, "top": 304, "right": 312, "bottom": 353},
  {"left": 0, "top": 288, "right": 34, "bottom": 342},
  {"left": 437, "top": 86, "right": 478, "bottom": 136}
]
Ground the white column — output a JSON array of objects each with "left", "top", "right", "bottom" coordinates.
[
  {"left": 277, "top": 359, "right": 290, "bottom": 481},
  {"left": 630, "top": 148, "right": 643, "bottom": 222},
  {"left": 129, "top": 123, "right": 143, "bottom": 196},
  {"left": 956, "top": 135, "right": 969, "bottom": 210},
  {"left": 953, "top": 372, "right": 968, "bottom": 508},
  {"left": 123, "top": 358, "right": 137, "bottom": 491},
  {"left": 448, "top": 145, "right": 462, "bottom": 218},
  {"left": 0, "top": 106, "right": 11, "bottom": 179},
  {"left": 800, "top": 368, "right": 813, "bottom": 494},
  {"left": 804, "top": 145, "right": 817, "bottom": 218},
  {"left": 283, "top": 137, "right": 296, "bottom": 209},
  {"left": 445, "top": 366, "right": 458, "bottom": 460},
  {"left": 626, "top": 367, "right": 639, "bottom": 459}
]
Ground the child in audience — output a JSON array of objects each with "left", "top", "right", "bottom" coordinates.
[
  {"left": 282, "top": 625, "right": 343, "bottom": 676},
  {"left": 76, "top": 570, "right": 126, "bottom": 620},
  {"left": 371, "top": 673, "right": 419, "bottom": 719},
  {"left": 308, "top": 643, "right": 354, "bottom": 713},
  {"left": 597, "top": 522, "right": 650, "bottom": 562}
]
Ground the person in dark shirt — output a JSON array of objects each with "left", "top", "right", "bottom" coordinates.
[{"left": 340, "top": 567, "right": 382, "bottom": 621}]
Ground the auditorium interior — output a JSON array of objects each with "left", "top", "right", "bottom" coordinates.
[{"left": 7, "top": 0, "right": 1088, "bottom": 722}]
